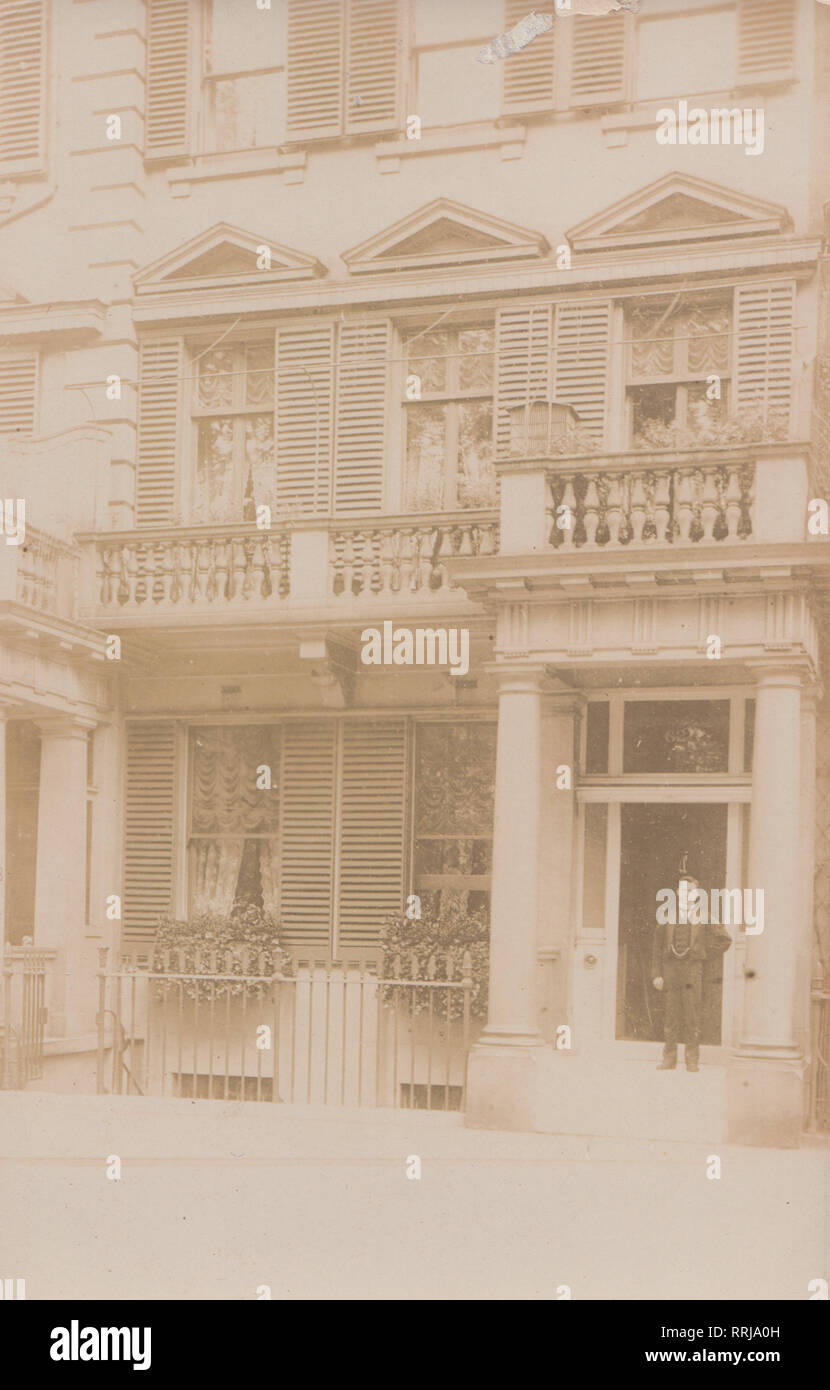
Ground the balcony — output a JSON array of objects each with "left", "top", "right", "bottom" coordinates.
[
  {"left": 497, "top": 443, "right": 813, "bottom": 560},
  {"left": 79, "top": 512, "right": 499, "bottom": 625},
  {"left": 0, "top": 525, "right": 80, "bottom": 623}
]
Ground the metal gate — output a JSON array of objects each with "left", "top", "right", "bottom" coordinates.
[
  {"left": 1, "top": 943, "right": 49, "bottom": 1088},
  {"left": 95, "top": 947, "right": 475, "bottom": 1111}
]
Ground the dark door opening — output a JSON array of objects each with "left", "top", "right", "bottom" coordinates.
[{"left": 616, "top": 804, "right": 728, "bottom": 1043}]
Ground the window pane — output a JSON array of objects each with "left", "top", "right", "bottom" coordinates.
[
  {"left": 582, "top": 804, "right": 607, "bottom": 933},
  {"left": 458, "top": 327, "right": 495, "bottom": 391},
  {"left": 743, "top": 699, "right": 755, "bottom": 773},
  {"left": 244, "top": 414, "right": 275, "bottom": 510},
  {"left": 457, "top": 401, "right": 495, "bottom": 508},
  {"left": 191, "top": 725, "right": 281, "bottom": 835},
  {"left": 405, "top": 331, "right": 447, "bottom": 393},
  {"left": 686, "top": 381, "right": 727, "bottom": 432},
  {"left": 685, "top": 307, "right": 730, "bottom": 376},
  {"left": 623, "top": 700, "right": 730, "bottom": 774},
  {"left": 208, "top": 0, "right": 280, "bottom": 73},
  {"left": 630, "top": 383, "right": 676, "bottom": 438},
  {"left": 246, "top": 343, "right": 274, "bottom": 405},
  {"left": 585, "top": 701, "right": 609, "bottom": 774},
  {"left": 195, "top": 418, "right": 236, "bottom": 523},
  {"left": 210, "top": 74, "right": 281, "bottom": 151},
  {"left": 405, "top": 402, "right": 447, "bottom": 510},
  {"left": 197, "top": 348, "right": 235, "bottom": 409}
]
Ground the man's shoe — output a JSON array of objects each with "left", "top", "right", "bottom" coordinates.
[
  {"left": 656, "top": 1059, "right": 676, "bottom": 1070},
  {"left": 686, "top": 1061, "right": 700, "bottom": 1072}
]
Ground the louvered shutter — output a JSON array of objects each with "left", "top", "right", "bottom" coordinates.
[
  {"left": 279, "top": 722, "right": 336, "bottom": 950},
  {"left": 337, "top": 720, "right": 407, "bottom": 950},
  {"left": 494, "top": 304, "right": 554, "bottom": 456},
  {"left": 275, "top": 324, "right": 335, "bottom": 513},
  {"left": 334, "top": 320, "right": 389, "bottom": 514},
  {"left": 0, "top": 0, "right": 46, "bottom": 165},
  {"left": 0, "top": 352, "right": 37, "bottom": 434},
  {"left": 345, "top": 0, "right": 400, "bottom": 134},
  {"left": 286, "top": 0, "right": 345, "bottom": 140},
  {"left": 553, "top": 299, "right": 611, "bottom": 440},
  {"left": 136, "top": 338, "right": 182, "bottom": 526},
  {"left": 123, "top": 723, "right": 177, "bottom": 945},
  {"left": 502, "top": 0, "right": 555, "bottom": 115},
  {"left": 145, "top": 0, "right": 191, "bottom": 158},
  {"left": 737, "top": 0, "right": 795, "bottom": 85},
  {"left": 569, "top": 13, "right": 628, "bottom": 107},
  {"left": 734, "top": 282, "right": 794, "bottom": 428}
]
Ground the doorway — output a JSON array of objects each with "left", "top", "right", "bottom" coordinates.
[{"left": 615, "top": 804, "right": 728, "bottom": 1044}]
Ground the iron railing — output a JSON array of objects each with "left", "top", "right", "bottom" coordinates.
[
  {"left": 95, "top": 947, "right": 474, "bottom": 1111},
  {"left": 1, "top": 943, "right": 50, "bottom": 1088}
]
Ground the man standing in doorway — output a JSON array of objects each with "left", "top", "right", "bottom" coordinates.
[{"left": 652, "top": 870, "right": 732, "bottom": 1072}]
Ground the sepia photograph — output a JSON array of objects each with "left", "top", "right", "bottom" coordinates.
[{"left": 0, "top": 0, "right": 828, "bottom": 1350}]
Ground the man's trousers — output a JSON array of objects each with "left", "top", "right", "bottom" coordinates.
[{"left": 661, "top": 957, "right": 703, "bottom": 1062}]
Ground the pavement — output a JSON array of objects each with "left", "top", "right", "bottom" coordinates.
[{"left": 0, "top": 1091, "right": 827, "bottom": 1300}]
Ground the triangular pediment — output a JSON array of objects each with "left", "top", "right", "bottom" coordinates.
[
  {"left": 343, "top": 199, "right": 549, "bottom": 273},
  {"left": 567, "top": 174, "right": 790, "bottom": 253},
  {"left": 134, "top": 223, "right": 326, "bottom": 294}
]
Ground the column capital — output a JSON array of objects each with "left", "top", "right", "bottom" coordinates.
[
  {"left": 34, "top": 714, "right": 98, "bottom": 740},
  {"left": 485, "top": 661, "right": 571, "bottom": 695},
  {"left": 745, "top": 658, "right": 813, "bottom": 690}
]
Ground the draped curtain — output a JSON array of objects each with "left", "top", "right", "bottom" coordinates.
[{"left": 189, "top": 726, "right": 280, "bottom": 914}]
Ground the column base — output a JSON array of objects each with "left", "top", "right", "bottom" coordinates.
[
  {"left": 725, "top": 1051, "right": 806, "bottom": 1148},
  {"left": 464, "top": 1031, "right": 546, "bottom": 1132}
]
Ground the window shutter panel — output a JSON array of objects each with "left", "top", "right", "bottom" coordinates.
[
  {"left": 0, "top": 0, "right": 46, "bottom": 164},
  {"left": 553, "top": 299, "right": 611, "bottom": 440},
  {"left": 136, "top": 338, "right": 182, "bottom": 526},
  {"left": 569, "top": 13, "right": 627, "bottom": 107},
  {"left": 734, "top": 282, "right": 794, "bottom": 428},
  {"left": 0, "top": 352, "right": 37, "bottom": 434},
  {"left": 123, "top": 723, "right": 177, "bottom": 945},
  {"left": 286, "top": 0, "right": 345, "bottom": 139},
  {"left": 275, "top": 324, "right": 335, "bottom": 513},
  {"left": 737, "top": 0, "right": 796, "bottom": 85},
  {"left": 494, "top": 304, "right": 554, "bottom": 456},
  {"left": 337, "top": 720, "right": 407, "bottom": 950},
  {"left": 345, "top": 0, "right": 400, "bottom": 134},
  {"left": 502, "top": 0, "right": 555, "bottom": 115},
  {"left": 279, "top": 722, "right": 336, "bottom": 950},
  {"left": 145, "top": 0, "right": 191, "bottom": 158},
  {"left": 334, "top": 320, "right": 389, "bottom": 514}
]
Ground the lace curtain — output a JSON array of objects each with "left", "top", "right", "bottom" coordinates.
[{"left": 189, "top": 726, "right": 280, "bottom": 913}]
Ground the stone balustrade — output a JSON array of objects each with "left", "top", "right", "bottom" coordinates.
[
  {"left": 0, "top": 525, "right": 80, "bottom": 621},
  {"left": 329, "top": 514, "right": 499, "bottom": 599},
  {"left": 94, "top": 527, "right": 291, "bottom": 611},
  {"left": 546, "top": 458, "right": 754, "bottom": 548}
]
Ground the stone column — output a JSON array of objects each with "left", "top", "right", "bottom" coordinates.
[
  {"left": 466, "top": 666, "right": 547, "bottom": 1130},
  {"left": 727, "top": 665, "right": 806, "bottom": 1146},
  {"left": 34, "top": 717, "right": 96, "bottom": 1038}
]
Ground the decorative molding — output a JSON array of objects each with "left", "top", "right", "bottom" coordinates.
[
  {"left": 566, "top": 171, "right": 791, "bottom": 255},
  {"left": 134, "top": 222, "right": 326, "bottom": 295},
  {"left": 567, "top": 599, "right": 593, "bottom": 656},
  {"left": 342, "top": 197, "right": 549, "bottom": 274},
  {"left": 632, "top": 596, "right": 658, "bottom": 653}
]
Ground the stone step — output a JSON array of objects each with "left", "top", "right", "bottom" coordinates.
[{"left": 536, "top": 1053, "right": 727, "bottom": 1144}]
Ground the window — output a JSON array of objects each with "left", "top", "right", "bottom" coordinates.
[
  {"left": 0, "top": 0, "right": 46, "bottom": 168},
  {"left": 189, "top": 725, "right": 281, "bottom": 916},
  {"left": 403, "top": 325, "right": 496, "bottom": 511},
  {"left": 0, "top": 352, "right": 37, "bottom": 436},
  {"left": 191, "top": 341, "right": 275, "bottom": 524},
  {"left": 412, "top": 722, "right": 496, "bottom": 918},
  {"left": 625, "top": 295, "right": 731, "bottom": 447},
  {"left": 623, "top": 701, "right": 731, "bottom": 775},
  {"left": 202, "top": 0, "right": 281, "bottom": 152},
  {"left": 285, "top": 0, "right": 402, "bottom": 141}
]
